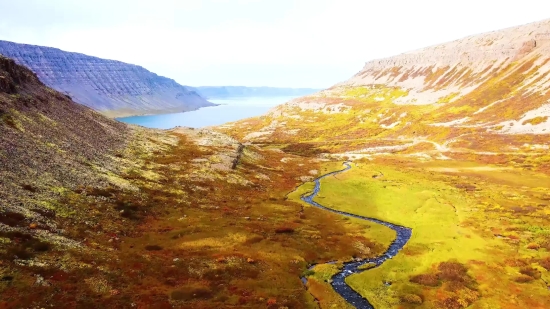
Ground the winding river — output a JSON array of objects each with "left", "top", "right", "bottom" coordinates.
[{"left": 301, "top": 162, "right": 413, "bottom": 309}]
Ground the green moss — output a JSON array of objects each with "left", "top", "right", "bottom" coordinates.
[
  {"left": 358, "top": 262, "right": 376, "bottom": 270},
  {"left": 438, "top": 92, "right": 460, "bottom": 104},
  {"left": 39, "top": 200, "right": 76, "bottom": 218},
  {"left": 341, "top": 85, "right": 409, "bottom": 105},
  {"left": 522, "top": 116, "right": 548, "bottom": 126},
  {"left": 310, "top": 263, "right": 342, "bottom": 282},
  {"left": 310, "top": 162, "right": 492, "bottom": 307}
]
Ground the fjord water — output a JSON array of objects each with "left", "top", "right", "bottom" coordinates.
[{"left": 117, "top": 96, "right": 297, "bottom": 129}]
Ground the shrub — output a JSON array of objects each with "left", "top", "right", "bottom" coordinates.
[
  {"left": 438, "top": 261, "right": 468, "bottom": 282},
  {"left": 301, "top": 269, "right": 315, "bottom": 277},
  {"left": 410, "top": 274, "right": 440, "bottom": 287},
  {"left": 144, "top": 245, "right": 163, "bottom": 251},
  {"left": 275, "top": 227, "right": 294, "bottom": 234},
  {"left": 519, "top": 267, "right": 541, "bottom": 279},
  {"left": 513, "top": 274, "right": 535, "bottom": 283},
  {"left": 21, "top": 184, "right": 38, "bottom": 193},
  {"left": 401, "top": 293, "right": 423, "bottom": 304},
  {"left": 281, "top": 143, "right": 324, "bottom": 156},
  {"left": 170, "top": 287, "right": 214, "bottom": 301},
  {"left": 540, "top": 258, "right": 550, "bottom": 270},
  {"left": 32, "top": 241, "right": 50, "bottom": 252},
  {"left": 0, "top": 211, "right": 26, "bottom": 227},
  {"left": 439, "top": 296, "right": 463, "bottom": 309}
]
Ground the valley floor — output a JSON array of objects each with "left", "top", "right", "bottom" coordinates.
[
  {"left": 295, "top": 156, "right": 550, "bottom": 309},
  {"left": 1, "top": 128, "right": 390, "bottom": 309}
]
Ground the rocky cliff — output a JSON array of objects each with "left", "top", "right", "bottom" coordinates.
[
  {"left": 218, "top": 19, "right": 550, "bottom": 159},
  {"left": 341, "top": 19, "right": 550, "bottom": 109},
  {"left": 0, "top": 40, "right": 214, "bottom": 117}
]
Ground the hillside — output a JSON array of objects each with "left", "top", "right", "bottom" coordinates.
[
  {"left": 0, "top": 40, "right": 214, "bottom": 117},
  {"left": 220, "top": 19, "right": 550, "bottom": 163},
  {"left": 0, "top": 55, "right": 386, "bottom": 309},
  {"left": 216, "top": 19, "right": 550, "bottom": 309},
  {"left": 195, "top": 86, "right": 320, "bottom": 99}
]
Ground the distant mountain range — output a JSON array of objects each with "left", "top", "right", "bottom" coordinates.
[
  {"left": 0, "top": 40, "right": 214, "bottom": 117},
  {"left": 0, "top": 40, "right": 320, "bottom": 118},
  {"left": 194, "top": 86, "right": 320, "bottom": 99}
]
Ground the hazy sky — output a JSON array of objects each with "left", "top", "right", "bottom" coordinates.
[{"left": 0, "top": 0, "right": 549, "bottom": 88}]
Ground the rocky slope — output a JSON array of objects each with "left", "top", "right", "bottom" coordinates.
[
  {"left": 342, "top": 19, "right": 550, "bottom": 114},
  {"left": 0, "top": 40, "right": 214, "bottom": 117},
  {"left": 195, "top": 86, "right": 320, "bottom": 99},
  {"left": 0, "top": 55, "right": 130, "bottom": 209},
  {"left": 218, "top": 19, "right": 550, "bottom": 161}
]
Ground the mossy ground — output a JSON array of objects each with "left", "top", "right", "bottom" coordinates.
[{"left": 293, "top": 157, "right": 550, "bottom": 309}]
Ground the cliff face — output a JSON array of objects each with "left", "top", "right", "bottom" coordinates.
[
  {"left": 341, "top": 19, "right": 550, "bottom": 108},
  {"left": 0, "top": 40, "right": 214, "bottom": 117},
  {"left": 219, "top": 19, "right": 550, "bottom": 158}
]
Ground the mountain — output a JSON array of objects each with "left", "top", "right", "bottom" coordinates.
[
  {"left": 195, "top": 86, "right": 320, "bottom": 99},
  {"left": 219, "top": 19, "right": 550, "bottom": 159},
  {"left": 0, "top": 55, "right": 129, "bottom": 205},
  {"left": 215, "top": 19, "right": 550, "bottom": 309},
  {"left": 0, "top": 40, "right": 214, "bottom": 117},
  {"left": 0, "top": 54, "right": 366, "bottom": 309}
]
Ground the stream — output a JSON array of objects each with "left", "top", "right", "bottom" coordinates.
[{"left": 301, "top": 162, "right": 413, "bottom": 309}]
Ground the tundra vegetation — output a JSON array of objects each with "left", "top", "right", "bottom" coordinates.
[{"left": 3, "top": 20, "right": 550, "bottom": 309}]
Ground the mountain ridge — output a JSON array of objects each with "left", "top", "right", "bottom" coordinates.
[
  {"left": 0, "top": 40, "right": 215, "bottom": 117},
  {"left": 217, "top": 18, "right": 550, "bottom": 164}
]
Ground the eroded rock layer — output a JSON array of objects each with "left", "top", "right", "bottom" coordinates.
[
  {"left": 0, "top": 40, "right": 214, "bottom": 117},
  {"left": 219, "top": 19, "right": 550, "bottom": 157}
]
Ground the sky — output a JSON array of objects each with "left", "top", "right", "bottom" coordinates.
[{"left": 0, "top": 0, "right": 549, "bottom": 88}]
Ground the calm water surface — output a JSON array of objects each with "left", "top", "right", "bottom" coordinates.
[{"left": 117, "top": 96, "right": 297, "bottom": 129}]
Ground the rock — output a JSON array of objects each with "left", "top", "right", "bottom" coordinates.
[
  {"left": 34, "top": 275, "right": 50, "bottom": 287},
  {"left": 300, "top": 176, "right": 314, "bottom": 182},
  {"left": 247, "top": 258, "right": 256, "bottom": 264}
]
